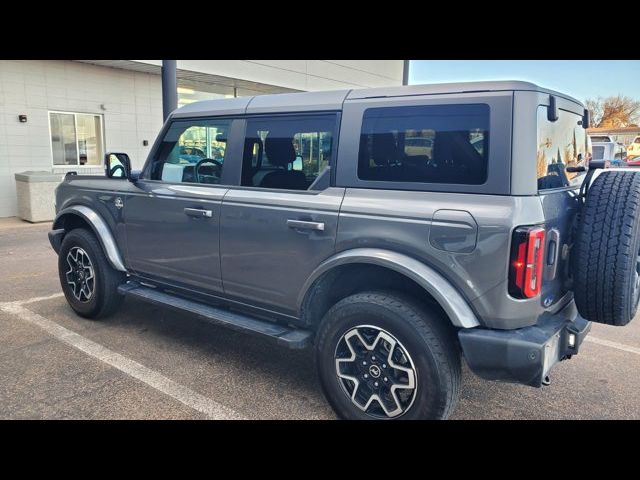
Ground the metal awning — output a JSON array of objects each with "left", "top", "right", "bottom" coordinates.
[{"left": 73, "top": 60, "right": 300, "bottom": 96}]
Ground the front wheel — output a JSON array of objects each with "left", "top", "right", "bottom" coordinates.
[
  {"left": 58, "top": 228, "right": 125, "bottom": 319},
  {"left": 315, "top": 291, "right": 461, "bottom": 420}
]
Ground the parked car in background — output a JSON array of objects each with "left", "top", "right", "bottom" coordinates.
[
  {"left": 628, "top": 136, "right": 640, "bottom": 159},
  {"left": 626, "top": 156, "right": 640, "bottom": 167},
  {"left": 589, "top": 135, "right": 613, "bottom": 143},
  {"left": 591, "top": 140, "right": 627, "bottom": 167}
]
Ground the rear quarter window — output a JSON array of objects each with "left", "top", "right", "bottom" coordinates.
[
  {"left": 357, "top": 104, "right": 489, "bottom": 185},
  {"left": 537, "top": 106, "right": 590, "bottom": 190}
]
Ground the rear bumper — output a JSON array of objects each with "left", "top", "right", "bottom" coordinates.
[
  {"left": 48, "top": 228, "right": 65, "bottom": 254},
  {"left": 458, "top": 301, "right": 591, "bottom": 387}
]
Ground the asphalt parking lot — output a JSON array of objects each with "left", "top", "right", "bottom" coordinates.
[{"left": 1, "top": 217, "right": 640, "bottom": 420}]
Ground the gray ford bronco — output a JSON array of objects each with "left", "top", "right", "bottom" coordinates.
[{"left": 49, "top": 81, "right": 640, "bottom": 420}]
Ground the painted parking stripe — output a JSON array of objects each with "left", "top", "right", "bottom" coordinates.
[
  {"left": 5, "top": 293, "right": 639, "bottom": 416},
  {"left": 0, "top": 300, "right": 245, "bottom": 420},
  {"left": 586, "top": 335, "right": 640, "bottom": 356},
  {"left": 18, "top": 292, "right": 65, "bottom": 305}
]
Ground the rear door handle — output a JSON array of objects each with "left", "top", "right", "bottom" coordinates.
[
  {"left": 287, "top": 219, "right": 325, "bottom": 231},
  {"left": 184, "top": 207, "right": 213, "bottom": 218}
]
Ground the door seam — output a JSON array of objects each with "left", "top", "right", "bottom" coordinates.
[{"left": 219, "top": 187, "right": 232, "bottom": 295}]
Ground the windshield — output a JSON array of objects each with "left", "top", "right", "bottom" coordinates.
[{"left": 537, "top": 106, "right": 591, "bottom": 190}]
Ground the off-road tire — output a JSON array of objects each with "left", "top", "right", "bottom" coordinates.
[
  {"left": 573, "top": 170, "right": 640, "bottom": 326},
  {"left": 58, "top": 228, "right": 125, "bottom": 319},
  {"left": 315, "top": 291, "right": 461, "bottom": 420}
]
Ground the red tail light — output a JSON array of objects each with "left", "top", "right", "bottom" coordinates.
[{"left": 509, "top": 226, "right": 546, "bottom": 299}]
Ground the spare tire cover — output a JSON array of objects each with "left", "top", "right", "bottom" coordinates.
[{"left": 573, "top": 170, "right": 640, "bottom": 326}]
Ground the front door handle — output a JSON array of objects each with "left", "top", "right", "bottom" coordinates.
[
  {"left": 184, "top": 207, "right": 213, "bottom": 218},
  {"left": 287, "top": 219, "right": 325, "bottom": 231}
]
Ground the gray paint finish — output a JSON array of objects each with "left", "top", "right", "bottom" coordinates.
[
  {"left": 50, "top": 80, "right": 588, "bottom": 333},
  {"left": 220, "top": 187, "right": 345, "bottom": 316},
  {"left": 53, "top": 204, "right": 126, "bottom": 272},
  {"left": 299, "top": 248, "right": 480, "bottom": 328},
  {"left": 54, "top": 177, "right": 141, "bottom": 268},
  {"left": 167, "top": 81, "right": 582, "bottom": 120},
  {"left": 124, "top": 181, "right": 229, "bottom": 294},
  {"left": 245, "top": 89, "right": 349, "bottom": 114},
  {"left": 337, "top": 188, "right": 548, "bottom": 329},
  {"left": 169, "top": 89, "right": 350, "bottom": 119},
  {"left": 171, "top": 97, "right": 253, "bottom": 118},
  {"left": 345, "top": 80, "right": 583, "bottom": 105},
  {"left": 429, "top": 209, "right": 478, "bottom": 254}
]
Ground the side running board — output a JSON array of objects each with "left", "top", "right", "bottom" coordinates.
[{"left": 117, "top": 282, "right": 312, "bottom": 349}]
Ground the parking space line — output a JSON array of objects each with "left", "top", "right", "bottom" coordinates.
[
  {"left": 0, "top": 300, "right": 245, "bottom": 420},
  {"left": 586, "top": 336, "right": 640, "bottom": 356},
  {"left": 16, "top": 292, "right": 65, "bottom": 305}
]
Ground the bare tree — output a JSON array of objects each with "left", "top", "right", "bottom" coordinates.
[{"left": 586, "top": 95, "right": 640, "bottom": 128}]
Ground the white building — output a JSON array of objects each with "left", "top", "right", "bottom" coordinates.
[{"left": 0, "top": 60, "right": 404, "bottom": 218}]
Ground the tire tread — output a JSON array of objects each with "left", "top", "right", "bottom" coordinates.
[
  {"left": 316, "top": 290, "right": 461, "bottom": 419},
  {"left": 573, "top": 171, "right": 640, "bottom": 326},
  {"left": 58, "top": 228, "right": 124, "bottom": 319}
]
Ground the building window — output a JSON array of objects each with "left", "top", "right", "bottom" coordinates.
[{"left": 49, "top": 112, "right": 104, "bottom": 167}]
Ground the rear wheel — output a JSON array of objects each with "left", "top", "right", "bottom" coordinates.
[
  {"left": 316, "top": 291, "right": 461, "bottom": 420},
  {"left": 58, "top": 228, "right": 125, "bottom": 319},
  {"left": 573, "top": 171, "right": 640, "bottom": 326}
]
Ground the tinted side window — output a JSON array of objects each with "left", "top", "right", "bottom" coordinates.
[
  {"left": 357, "top": 104, "right": 489, "bottom": 185},
  {"left": 241, "top": 115, "right": 335, "bottom": 191},
  {"left": 150, "top": 119, "right": 230, "bottom": 184}
]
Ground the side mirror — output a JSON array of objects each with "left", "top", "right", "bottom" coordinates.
[{"left": 105, "top": 152, "right": 132, "bottom": 180}]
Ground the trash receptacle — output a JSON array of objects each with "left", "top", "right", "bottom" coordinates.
[{"left": 14, "top": 171, "right": 63, "bottom": 223}]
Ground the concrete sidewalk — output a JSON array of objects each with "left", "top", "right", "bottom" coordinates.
[{"left": 0, "top": 217, "right": 52, "bottom": 231}]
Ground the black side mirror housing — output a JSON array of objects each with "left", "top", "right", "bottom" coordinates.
[{"left": 105, "top": 152, "right": 133, "bottom": 181}]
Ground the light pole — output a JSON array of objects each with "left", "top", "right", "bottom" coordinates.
[
  {"left": 162, "top": 60, "right": 177, "bottom": 121},
  {"left": 402, "top": 60, "right": 410, "bottom": 86}
]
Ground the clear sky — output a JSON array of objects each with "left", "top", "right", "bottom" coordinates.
[{"left": 409, "top": 60, "right": 640, "bottom": 102}]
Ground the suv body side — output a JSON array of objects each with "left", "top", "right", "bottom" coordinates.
[{"left": 52, "top": 82, "right": 584, "bottom": 333}]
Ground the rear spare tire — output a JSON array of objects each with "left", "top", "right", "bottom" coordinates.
[{"left": 573, "top": 170, "right": 640, "bottom": 326}]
